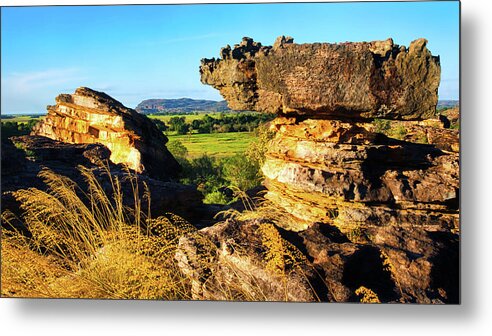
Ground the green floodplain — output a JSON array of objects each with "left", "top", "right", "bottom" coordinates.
[{"left": 1, "top": 113, "right": 256, "bottom": 158}]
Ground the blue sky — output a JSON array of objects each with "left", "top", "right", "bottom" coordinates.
[{"left": 1, "top": 1, "right": 459, "bottom": 114}]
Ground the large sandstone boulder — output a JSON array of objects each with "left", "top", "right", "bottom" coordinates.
[
  {"left": 200, "top": 37, "right": 440, "bottom": 120},
  {"left": 31, "top": 87, "right": 179, "bottom": 180}
]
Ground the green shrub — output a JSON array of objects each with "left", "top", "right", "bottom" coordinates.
[
  {"left": 171, "top": 121, "right": 275, "bottom": 203},
  {"left": 388, "top": 125, "right": 407, "bottom": 140},
  {"left": 222, "top": 154, "right": 260, "bottom": 192},
  {"left": 203, "top": 190, "right": 230, "bottom": 205},
  {"left": 373, "top": 119, "right": 408, "bottom": 140},
  {"left": 246, "top": 123, "right": 275, "bottom": 168},
  {"left": 1, "top": 121, "right": 35, "bottom": 140},
  {"left": 415, "top": 132, "right": 429, "bottom": 144},
  {"left": 167, "top": 140, "right": 188, "bottom": 159},
  {"left": 372, "top": 119, "right": 391, "bottom": 134}
]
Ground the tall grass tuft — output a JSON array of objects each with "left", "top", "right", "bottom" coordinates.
[
  {"left": 2, "top": 165, "right": 319, "bottom": 301},
  {"left": 215, "top": 188, "right": 324, "bottom": 301},
  {"left": 1, "top": 166, "right": 194, "bottom": 299}
]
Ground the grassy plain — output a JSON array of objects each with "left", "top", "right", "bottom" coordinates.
[
  {"left": 1, "top": 115, "right": 43, "bottom": 124},
  {"left": 168, "top": 132, "right": 255, "bottom": 158},
  {"left": 2, "top": 113, "right": 256, "bottom": 159}
]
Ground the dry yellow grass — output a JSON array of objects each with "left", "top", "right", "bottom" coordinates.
[
  {"left": 355, "top": 286, "right": 381, "bottom": 303},
  {"left": 215, "top": 188, "right": 323, "bottom": 301},
  {"left": 1, "top": 167, "right": 194, "bottom": 299},
  {"left": 1, "top": 165, "right": 318, "bottom": 301}
]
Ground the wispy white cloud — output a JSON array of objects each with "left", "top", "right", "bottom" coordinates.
[
  {"left": 1, "top": 68, "right": 88, "bottom": 113},
  {"left": 5, "top": 68, "right": 87, "bottom": 94}
]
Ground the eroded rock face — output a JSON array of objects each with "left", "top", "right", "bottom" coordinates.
[
  {"left": 261, "top": 119, "right": 459, "bottom": 303},
  {"left": 263, "top": 118, "right": 459, "bottom": 229},
  {"left": 201, "top": 37, "right": 440, "bottom": 120},
  {"left": 31, "top": 87, "right": 179, "bottom": 180},
  {"left": 201, "top": 37, "right": 459, "bottom": 303},
  {"left": 378, "top": 119, "right": 460, "bottom": 152}
]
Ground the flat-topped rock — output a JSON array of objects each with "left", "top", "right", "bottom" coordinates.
[
  {"left": 200, "top": 37, "right": 440, "bottom": 120},
  {"left": 31, "top": 87, "right": 180, "bottom": 180}
]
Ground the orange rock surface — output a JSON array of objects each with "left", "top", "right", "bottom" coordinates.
[{"left": 32, "top": 87, "right": 179, "bottom": 180}]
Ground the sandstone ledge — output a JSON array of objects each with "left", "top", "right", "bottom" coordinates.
[{"left": 32, "top": 87, "right": 179, "bottom": 181}]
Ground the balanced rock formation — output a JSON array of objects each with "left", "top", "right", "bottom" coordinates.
[
  {"left": 200, "top": 37, "right": 459, "bottom": 303},
  {"left": 32, "top": 87, "right": 179, "bottom": 180}
]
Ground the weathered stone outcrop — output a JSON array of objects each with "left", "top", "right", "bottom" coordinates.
[
  {"left": 200, "top": 37, "right": 459, "bottom": 303},
  {"left": 263, "top": 118, "right": 459, "bottom": 230},
  {"left": 441, "top": 106, "right": 460, "bottom": 129},
  {"left": 1, "top": 136, "right": 203, "bottom": 225},
  {"left": 201, "top": 36, "right": 440, "bottom": 120},
  {"left": 379, "top": 118, "right": 460, "bottom": 152},
  {"left": 31, "top": 87, "right": 179, "bottom": 180}
]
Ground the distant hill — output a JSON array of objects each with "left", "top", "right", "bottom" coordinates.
[
  {"left": 136, "top": 98, "right": 459, "bottom": 114},
  {"left": 437, "top": 100, "right": 459, "bottom": 109},
  {"left": 135, "top": 98, "right": 231, "bottom": 114}
]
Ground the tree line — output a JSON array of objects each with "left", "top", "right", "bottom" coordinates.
[
  {"left": 1, "top": 120, "right": 38, "bottom": 140},
  {"left": 167, "top": 124, "right": 275, "bottom": 204},
  {"left": 151, "top": 113, "right": 275, "bottom": 135}
]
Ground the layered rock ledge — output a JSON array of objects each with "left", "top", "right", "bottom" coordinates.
[
  {"left": 200, "top": 37, "right": 459, "bottom": 303},
  {"left": 32, "top": 87, "right": 179, "bottom": 180}
]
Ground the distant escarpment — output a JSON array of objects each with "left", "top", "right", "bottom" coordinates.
[
  {"left": 32, "top": 87, "right": 179, "bottom": 180},
  {"left": 200, "top": 37, "right": 459, "bottom": 303},
  {"left": 135, "top": 98, "right": 231, "bottom": 114}
]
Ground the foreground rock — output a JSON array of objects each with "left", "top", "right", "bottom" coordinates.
[
  {"left": 31, "top": 87, "right": 179, "bottom": 180},
  {"left": 201, "top": 36, "right": 440, "bottom": 120},
  {"left": 1, "top": 136, "right": 203, "bottom": 225},
  {"left": 298, "top": 223, "right": 458, "bottom": 303},
  {"left": 200, "top": 37, "right": 459, "bottom": 303},
  {"left": 175, "top": 218, "right": 326, "bottom": 301}
]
